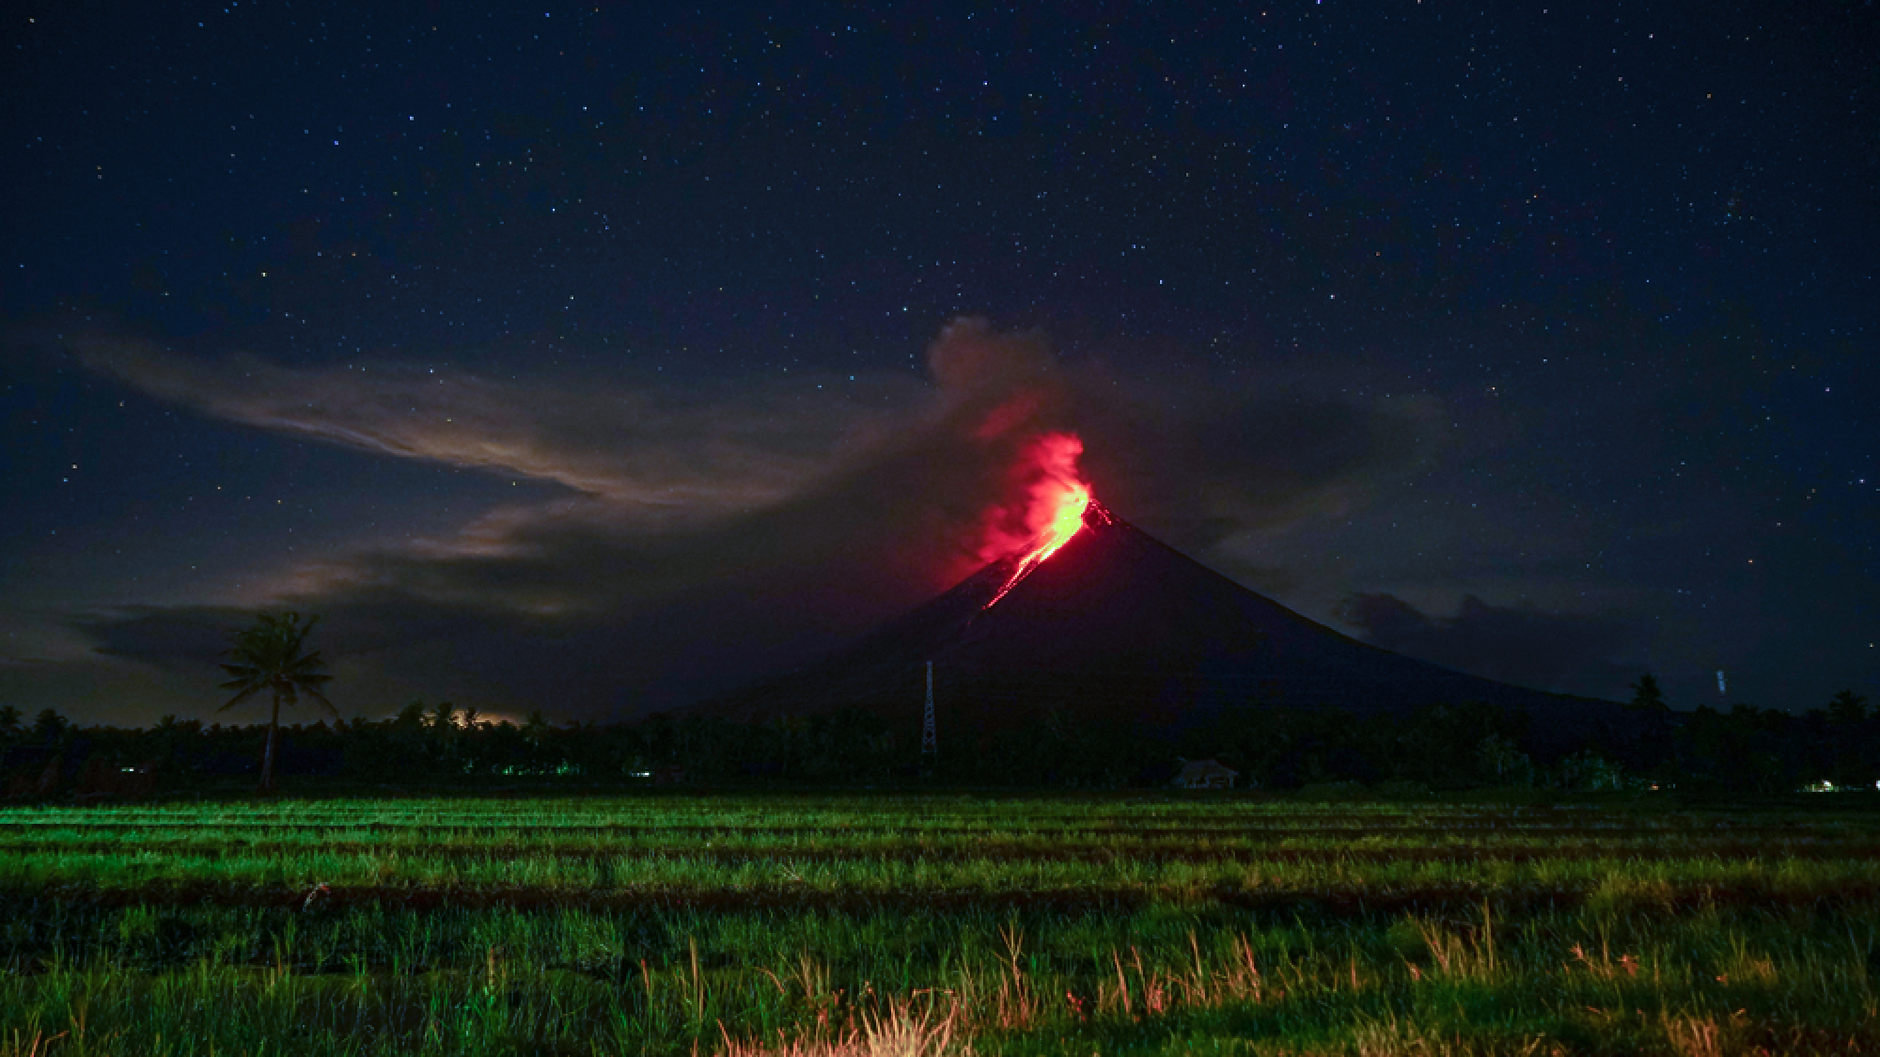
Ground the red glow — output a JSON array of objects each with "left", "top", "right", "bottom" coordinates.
[{"left": 981, "top": 433, "right": 1093, "bottom": 610}]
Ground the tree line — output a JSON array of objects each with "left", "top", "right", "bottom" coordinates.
[
  {"left": 2, "top": 687, "right": 1875, "bottom": 798},
  {"left": 0, "top": 613, "right": 1872, "bottom": 796}
]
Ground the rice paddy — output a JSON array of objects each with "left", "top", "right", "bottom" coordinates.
[{"left": 3, "top": 792, "right": 1877, "bottom": 1055}]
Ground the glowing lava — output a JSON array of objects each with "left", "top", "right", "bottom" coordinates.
[{"left": 981, "top": 433, "right": 1094, "bottom": 611}]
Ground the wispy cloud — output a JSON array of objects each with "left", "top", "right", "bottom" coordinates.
[{"left": 76, "top": 335, "right": 918, "bottom": 518}]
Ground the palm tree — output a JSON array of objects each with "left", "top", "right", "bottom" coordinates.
[
  {"left": 218, "top": 612, "right": 336, "bottom": 794},
  {"left": 1628, "top": 673, "right": 1668, "bottom": 711}
]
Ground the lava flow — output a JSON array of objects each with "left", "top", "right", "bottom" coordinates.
[{"left": 981, "top": 433, "right": 1094, "bottom": 611}]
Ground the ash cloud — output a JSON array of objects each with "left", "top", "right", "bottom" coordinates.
[
  {"left": 1075, "top": 373, "right": 1440, "bottom": 555},
  {"left": 50, "top": 321, "right": 1444, "bottom": 722},
  {"left": 1339, "top": 592, "right": 1647, "bottom": 698}
]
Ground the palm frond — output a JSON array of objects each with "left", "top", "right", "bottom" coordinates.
[
  {"left": 219, "top": 684, "right": 265, "bottom": 712},
  {"left": 304, "top": 683, "right": 341, "bottom": 720}
]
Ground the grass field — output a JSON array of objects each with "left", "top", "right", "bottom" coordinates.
[{"left": 3, "top": 792, "right": 1878, "bottom": 1055}]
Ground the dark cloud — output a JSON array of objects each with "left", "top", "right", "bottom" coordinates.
[
  {"left": 41, "top": 321, "right": 1443, "bottom": 723},
  {"left": 1338, "top": 592, "right": 1648, "bottom": 699},
  {"left": 76, "top": 605, "right": 238, "bottom": 671},
  {"left": 1072, "top": 369, "right": 1440, "bottom": 555}
]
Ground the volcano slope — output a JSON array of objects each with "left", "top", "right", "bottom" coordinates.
[{"left": 700, "top": 501, "right": 1636, "bottom": 753}]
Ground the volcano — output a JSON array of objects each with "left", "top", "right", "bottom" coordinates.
[{"left": 700, "top": 500, "right": 1630, "bottom": 744}]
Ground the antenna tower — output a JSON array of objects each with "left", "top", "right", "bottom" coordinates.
[{"left": 921, "top": 660, "right": 937, "bottom": 756}]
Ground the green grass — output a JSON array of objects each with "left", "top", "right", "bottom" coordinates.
[{"left": 3, "top": 793, "right": 1879, "bottom": 1055}]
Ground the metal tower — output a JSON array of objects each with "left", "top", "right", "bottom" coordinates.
[{"left": 921, "top": 660, "right": 937, "bottom": 756}]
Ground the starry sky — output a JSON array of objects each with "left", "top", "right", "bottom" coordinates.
[{"left": 4, "top": 2, "right": 1875, "bottom": 727}]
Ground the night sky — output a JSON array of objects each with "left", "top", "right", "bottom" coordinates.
[{"left": 4, "top": 2, "right": 1875, "bottom": 727}]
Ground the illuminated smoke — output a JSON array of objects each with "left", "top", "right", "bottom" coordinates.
[{"left": 980, "top": 432, "right": 1093, "bottom": 610}]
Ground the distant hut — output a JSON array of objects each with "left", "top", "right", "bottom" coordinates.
[{"left": 1174, "top": 758, "right": 1240, "bottom": 790}]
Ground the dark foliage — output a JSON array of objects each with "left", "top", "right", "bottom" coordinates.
[{"left": 0, "top": 686, "right": 1872, "bottom": 796}]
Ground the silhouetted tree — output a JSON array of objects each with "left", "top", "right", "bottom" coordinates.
[
  {"left": 32, "top": 708, "right": 68, "bottom": 742},
  {"left": 1825, "top": 689, "right": 1873, "bottom": 788},
  {"left": 1627, "top": 673, "right": 1668, "bottom": 711},
  {"left": 1828, "top": 689, "right": 1869, "bottom": 727},
  {"left": 395, "top": 700, "right": 428, "bottom": 730},
  {"left": 522, "top": 708, "right": 554, "bottom": 768},
  {"left": 218, "top": 612, "right": 336, "bottom": 794}
]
